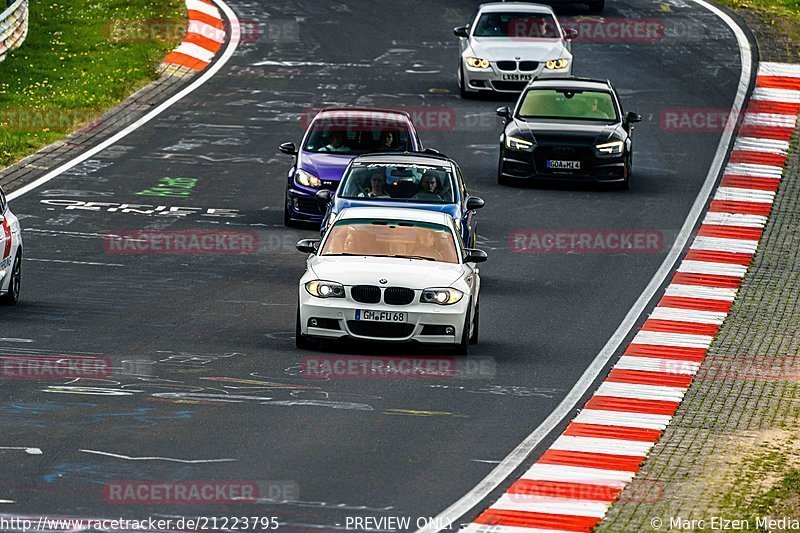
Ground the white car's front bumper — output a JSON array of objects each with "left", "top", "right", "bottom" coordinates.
[
  {"left": 298, "top": 288, "right": 470, "bottom": 345},
  {"left": 461, "top": 59, "right": 572, "bottom": 93}
]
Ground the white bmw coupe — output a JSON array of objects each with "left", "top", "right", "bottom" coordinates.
[{"left": 295, "top": 207, "right": 487, "bottom": 354}]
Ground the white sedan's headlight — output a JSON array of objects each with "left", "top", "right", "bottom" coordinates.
[
  {"left": 421, "top": 288, "right": 464, "bottom": 305},
  {"left": 505, "top": 135, "right": 533, "bottom": 151},
  {"left": 595, "top": 140, "right": 624, "bottom": 154},
  {"left": 296, "top": 169, "right": 322, "bottom": 188},
  {"left": 305, "top": 280, "right": 345, "bottom": 298},
  {"left": 465, "top": 57, "right": 491, "bottom": 69},
  {"left": 545, "top": 58, "right": 570, "bottom": 70}
]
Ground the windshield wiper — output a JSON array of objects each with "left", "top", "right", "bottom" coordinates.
[{"left": 390, "top": 255, "right": 436, "bottom": 261}]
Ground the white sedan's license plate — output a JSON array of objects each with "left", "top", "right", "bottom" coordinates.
[
  {"left": 501, "top": 73, "right": 534, "bottom": 81},
  {"left": 356, "top": 310, "right": 407, "bottom": 322},
  {"left": 547, "top": 160, "right": 581, "bottom": 170}
]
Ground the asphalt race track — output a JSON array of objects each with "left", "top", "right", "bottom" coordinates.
[{"left": 0, "top": 0, "right": 746, "bottom": 530}]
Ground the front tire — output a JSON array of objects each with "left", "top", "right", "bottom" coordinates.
[
  {"left": 459, "top": 66, "right": 473, "bottom": 100},
  {"left": 0, "top": 252, "right": 21, "bottom": 306},
  {"left": 498, "top": 151, "right": 512, "bottom": 186},
  {"left": 295, "top": 305, "right": 314, "bottom": 350},
  {"left": 469, "top": 301, "right": 479, "bottom": 345},
  {"left": 453, "top": 304, "right": 471, "bottom": 355}
]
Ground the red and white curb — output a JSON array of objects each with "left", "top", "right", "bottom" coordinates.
[
  {"left": 465, "top": 61, "right": 800, "bottom": 533},
  {"left": 163, "top": 0, "right": 226, "bottom": 71}
]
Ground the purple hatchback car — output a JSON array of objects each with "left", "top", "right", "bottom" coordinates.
[{"left": 279, "top": 108, "right": 423, "bottom": 227}]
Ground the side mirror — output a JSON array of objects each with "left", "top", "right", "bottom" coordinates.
[
  {"left": 279, "top": 142, "right": 297, "bottom": 155},
  {"left": 315, "top": 189, "right": 332, "bottom": 206},
  {"left": 423, "top": 147, "right": 442, "bottom": 156},
  {"left": 453, "top": 26, "right": 469, "bottom": 38},
  {"left": 563, "top": 27, "right": 578, "bottom": 41},
  {"left": 466, "top": 196, "right": 485, "bottom": 211},
  {"left": 464, "top": 248, "right": 488, "bottom": 264},
  {"left": 625, "top": 112, "right": 642, "bottom": 124},
  {"left": 296, "top": 239, "right": 320, "bottom": 254},
  {"left": 496, "top": 106, "right": 511, "bottom": 120}
]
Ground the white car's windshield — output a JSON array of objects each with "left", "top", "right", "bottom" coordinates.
[
  {"left": 339, "top": 163, "right": 456, "bottom": 203},
  {"left": 320, "top": 218, "right": 459, "bottom": 264},
  {"left": 518, "top": 89, "right": 619, "bottom": 122},
  {"left": 473, "top": 12, "right": 560, "bottom": 38},
  {"left": 303, "top": 119, "right": 412, "bottom": 154}
]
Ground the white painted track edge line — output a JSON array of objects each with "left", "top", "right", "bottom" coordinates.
[
  {"left": 6, "top": 0, "right": 240, "bottom": 201},
  {"left": 415, "top": 1, "right": 753, "bottom": 530}
]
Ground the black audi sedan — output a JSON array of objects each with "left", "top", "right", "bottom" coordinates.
[{"left": 496, "top": 77, "right": 641, "bottom": 189}]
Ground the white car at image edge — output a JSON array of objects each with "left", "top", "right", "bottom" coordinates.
[
  {"left": 455, "top": 2, "right": 577, "bottom": 97},
  {"left": 0, "top": 186, "right": 22, "bottom": 305},
  {"left": 295, "top": 207, "right": 487, "bottom": 354}
]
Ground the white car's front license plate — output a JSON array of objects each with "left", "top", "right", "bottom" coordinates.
[
  {"left": 501, "top": 73, "right": 534, "bottom": 81},
  {"left": 547, "top": 160, "right": 581, "bottom": 170},
  {"left": 356, "top": 310, "right": 407, "bottom": 322}
]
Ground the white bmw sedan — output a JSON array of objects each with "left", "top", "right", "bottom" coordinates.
[
  {"left": 455, "top": 2, "right": 577, "bottom": 97},
  {"left": 295, "top": 207, "right": 486, "bottom": 354}
]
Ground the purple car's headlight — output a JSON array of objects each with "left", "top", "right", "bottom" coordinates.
[{"left": 296, "top": 169, "right": 321, "bottom": 188}]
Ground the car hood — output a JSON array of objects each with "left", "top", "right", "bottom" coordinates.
[
  {"left": 309, "top": 256, "right": 465, "bottom": 288},
  {"left": 513, "top": 119, "right": 620, "bottom": 144},
  {"left": 298, "top": 151, "right": 356, "bottom": 184},
  {"left": 470, "top": 38, "right": 568, "bottom": 61}
]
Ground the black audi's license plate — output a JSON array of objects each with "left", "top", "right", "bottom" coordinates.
[{"left": 546, "top": 160, "right": 581, "bottom": 170}]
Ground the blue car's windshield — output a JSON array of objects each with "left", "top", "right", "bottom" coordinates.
[
  {"left": 303, "top": 118, "right": 412, "bottom": 154},
  {"left": 339, "top": 163, "right": 456, "bottom": 204}
]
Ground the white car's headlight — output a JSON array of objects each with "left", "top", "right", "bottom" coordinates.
[
  {"left": 465, "top": 57, "right": 490, "bottom": 69},
  {"left": 296, "top": 169, "right": 322, "bottom": 188},
  {"left": 305, "top": 280, "right": 345, "bottom": 298},
  {"left": 505, "top": 135, "right": 533, "bottom": 151},
  {"left": 421, "top": 288, "right": 464, "bottom": 305},
  {"left": 545, "top": 58, "right": 570, "bottom": 70},
  {"left": 595, "top": 140, "right": 624, "bottom": 154}
]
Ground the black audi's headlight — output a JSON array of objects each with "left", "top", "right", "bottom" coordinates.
[
  {"left": 595, "top": 140, "right": 625, "bottom": 155},
  {"left": 505, "top": 135, "right": 534, "bottom": 151}
]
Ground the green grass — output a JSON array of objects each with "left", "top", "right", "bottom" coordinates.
[
  {"left": 0, "top": 0, "right": 186, "bottom": 167},
  {"left": 716, "top": 0, "right": 800, "bottom": 43},
  {"left": 719, "top": 437, "right": 800, "bottom": 531}
]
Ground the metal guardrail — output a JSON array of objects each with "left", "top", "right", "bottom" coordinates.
[{"left": 0, "top": 0, "right": 28, "bottom": 63}]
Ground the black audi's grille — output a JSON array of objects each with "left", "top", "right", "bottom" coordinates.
[
  {"left": 347, "top": 321, "right": 414, "bottom": 338},
  {"left": 492, "top": 81, "right": 528, "bottom": 92},
  {"left": 351, "top": 285, "right": 381, "bottom": 304},
  {"left": 496, "top": 60, "right": 517, "bottom": 71},
  {"left": 384, "top": 287, "right": 415, "bottom": 305},
  {"left": 519, "top": 61, "right": 539, "bottom": 71}
]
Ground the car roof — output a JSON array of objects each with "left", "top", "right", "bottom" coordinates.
[
  {"left": 336, "top": 207, "right": 452, "bottom": 226},
  {"left": 478, "top": 2, "right": 555, "bottom": 14},
  {"left": 315, "top": 108, "right": 412, "bottom": 122},
  {"left": 350, "top": 152, "right": 455, "bottom": 168},
  {"left": 527, "top": 77, "right": 613, "bottom": 91}
]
